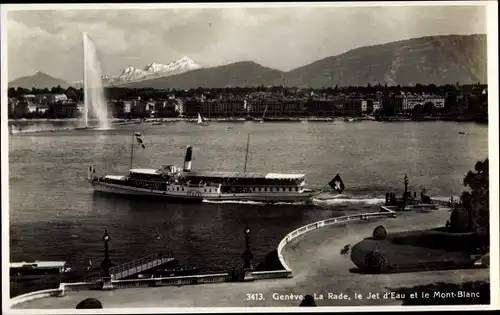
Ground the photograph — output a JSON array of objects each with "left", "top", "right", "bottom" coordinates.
[{"left": 1, "top": 1, "right": 498, "bottom": 312}]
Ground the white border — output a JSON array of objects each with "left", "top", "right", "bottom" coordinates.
[
  {"left": 1, "top": 1, "right": 499, "bottom": 313},
  {"left": 0, "top": 1, "right": 494, "bottom": 10},
  {"left": 1, "top": 2, "right": 12, "bottom": 314},
  {"left": 486, "top": 0, "right": 499, "bottom": 310}
]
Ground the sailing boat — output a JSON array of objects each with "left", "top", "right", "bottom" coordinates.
[{"left": 196, "top": 113, "right": 209, "bottom": 126}]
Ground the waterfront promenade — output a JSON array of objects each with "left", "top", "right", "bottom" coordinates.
[{"left": 12, "top": 207, "right": 488, "bottom": 309}]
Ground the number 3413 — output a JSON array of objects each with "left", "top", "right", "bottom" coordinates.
[{"left": 245, "top": 293, "right": 265, "bottom": 301}]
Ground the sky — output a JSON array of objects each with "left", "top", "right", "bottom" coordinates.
[{"left": 4, "top": 3, "right": 487, "bottom": 83}]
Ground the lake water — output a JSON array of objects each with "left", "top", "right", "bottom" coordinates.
[{"left": 8, "top": 120, "right": 488, "bottom": 278}]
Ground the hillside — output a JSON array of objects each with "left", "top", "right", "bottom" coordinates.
[
  {"left": 284, "top": 34, "right": 487, "bottom": 87},
  {"left": 124, "top": 34, "right": 486, "bottom": 89},
  {"left": 8, "top": 71, "right": 70, "bottom": 89},
  {"left": 121, "top": 61, "right": 285, "bottom": 89}
]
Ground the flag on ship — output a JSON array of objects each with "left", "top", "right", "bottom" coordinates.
[
  {"left": 328, "top": 174, "right": 345, "bottom": 194},
  {"left": 135, "top": 132, "right": 145, "bottom": 149}
]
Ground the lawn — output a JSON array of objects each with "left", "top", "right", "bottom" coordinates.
[{"left": 350, "top": 228, "right": 479, "bottom": 274}]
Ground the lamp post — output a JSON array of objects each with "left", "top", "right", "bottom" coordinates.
[
  {"left": 100, "top": 229, "right": 113, "bottom": 289},
  {"left": 241, "top": 226, "right": 254, "bottom": 269},
  {"left": 403, "top": 174, "right": 409, "bottom": 205}
]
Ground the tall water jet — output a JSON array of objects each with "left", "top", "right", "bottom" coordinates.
[{"left": 82, "top": 32, "right": 110, "bottom": 130}]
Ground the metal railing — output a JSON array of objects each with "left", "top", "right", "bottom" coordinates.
[
  {"left": 70, "top": 252, "right": 176, "bottom": 284},
  {"left": 252, "top": 270, "right": 292, "bottom": 280},
  {"left": 110, "top": 252, "right": 175, "bottom": 280},
  {"left": 276, "top": 208, "right": 397, "bottom": 273},
  {"left": 87, "top": 276, "right": 104, "bottom": 283},
  {"left": 430, "top": 198, "right": 454, "bottom": 207},
  {"left": 10, "top": 288, "right": 64, "bottom": 306},
  {"left": 112, "top": 273, "right": 233, "bottom": 288},
  {"left": 74, "top": 271, "right": 102, "bottom": 284}
]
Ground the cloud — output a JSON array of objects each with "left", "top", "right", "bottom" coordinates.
[{"left": 5, "top": 5, "right": 487, "bottom": 82}]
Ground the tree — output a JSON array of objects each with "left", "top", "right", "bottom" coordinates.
[
  {"left": 412, "top": 104, "right": 423, "bottom": 117},
  {"left": 422, "top": 102, "right": 435, "bottom": 115},
  {"left": 65, "top": 87, "right": 78, "bottom": 101},
  {"left": 16, "top": 87, "right": 28, "bottom": 95},
  {"left": 8, "top": 87, "right": 17, "bottom": 98},
  {"left": 462, "top": 158, "right": 489, "bottom": 246},
  {"left": 364, "top": 249, "right": 388, "bottom": 273},
  {"left": 373, "top": 225, "right": 387, "bottom": 240}
]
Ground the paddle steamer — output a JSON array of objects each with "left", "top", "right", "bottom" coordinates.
[{"left": 88, "top": 134, "right": 320, "bottom": 203}]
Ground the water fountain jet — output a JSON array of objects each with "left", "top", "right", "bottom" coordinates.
[{"left": 82, "top": 32, "right": 110, "bottom": 130}]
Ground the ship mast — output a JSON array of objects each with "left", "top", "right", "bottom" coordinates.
[{"left": 243, "top": 133, "right": 250, "bottom": 173}]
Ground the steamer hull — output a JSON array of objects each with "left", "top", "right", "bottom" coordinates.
[{"left": 92, "top": 180, "right": 318, "bottom": 204}]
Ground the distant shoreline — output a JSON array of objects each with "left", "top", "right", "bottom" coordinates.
[
  {"left": 7, "top": 117, "right": 346, "bottom": 123},
  {"left": 8, "top": 116, "right": 487, "bottom": 124}
]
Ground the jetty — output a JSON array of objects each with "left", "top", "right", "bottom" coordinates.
[
  {"left": 81, "top": 253, "right": 176, "bottom": 283},
  {"left": 110, "top": 254, "right": 175, "bottom": 280},
  {"left": 381, "top": 174, "right": 457, "bottom": 211}
]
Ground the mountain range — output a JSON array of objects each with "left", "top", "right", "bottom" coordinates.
[
  {"left": 8, "top": 71, "right": 70, "bottom": 89},
  {"left": 102, "top": 56, "right": 202, "bottom": 86},
  {"left": 9, "top": 34, "right": 487, "bottom": 90}
]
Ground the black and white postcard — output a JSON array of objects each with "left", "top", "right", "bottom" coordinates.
[{"left": 1, "top": 2, "right": 498, "bottom": 313}]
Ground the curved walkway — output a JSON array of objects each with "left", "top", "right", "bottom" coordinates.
[
  {"left": 280, "top": 208, "right": 489, "bottom": 306},
  {"left": 12, "top": 209, "right": 489, "bottom": 309}
]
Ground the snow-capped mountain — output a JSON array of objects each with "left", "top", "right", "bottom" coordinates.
[
  {"left": 144, "top": 56, "right": 202, "bottom": 74},
  {"left": 118, "top": 67, "right": 148, "bottom": 82},
  {"left": 110, "top": 56, "right": 202, "bottom": 86},
  {"left": 72, "top": 57, "right": 202, "bottom": 87}
]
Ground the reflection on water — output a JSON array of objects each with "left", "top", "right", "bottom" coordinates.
[{"left": 8, "top": 120, "right": 103, "bottom": 134}]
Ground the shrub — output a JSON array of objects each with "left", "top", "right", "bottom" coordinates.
[
  {"left": 364, "top": 249, "right": 388, "bottom": 273},
  {"left": 373, "top": 225, "right": 387, "bottom": 240},
  {"left": 478, "top": 253, "right": 489, "bottom": 267},
  {"left": 450, "top": 208, "right": 470, "bottom": 232}
]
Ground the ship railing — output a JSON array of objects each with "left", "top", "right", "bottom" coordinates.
[
  {"left": 217, "top": 183, "right": 301, "bottom": 188},
  {"left": 185, "top": 183, "right": 220, "bottom": 188}
]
